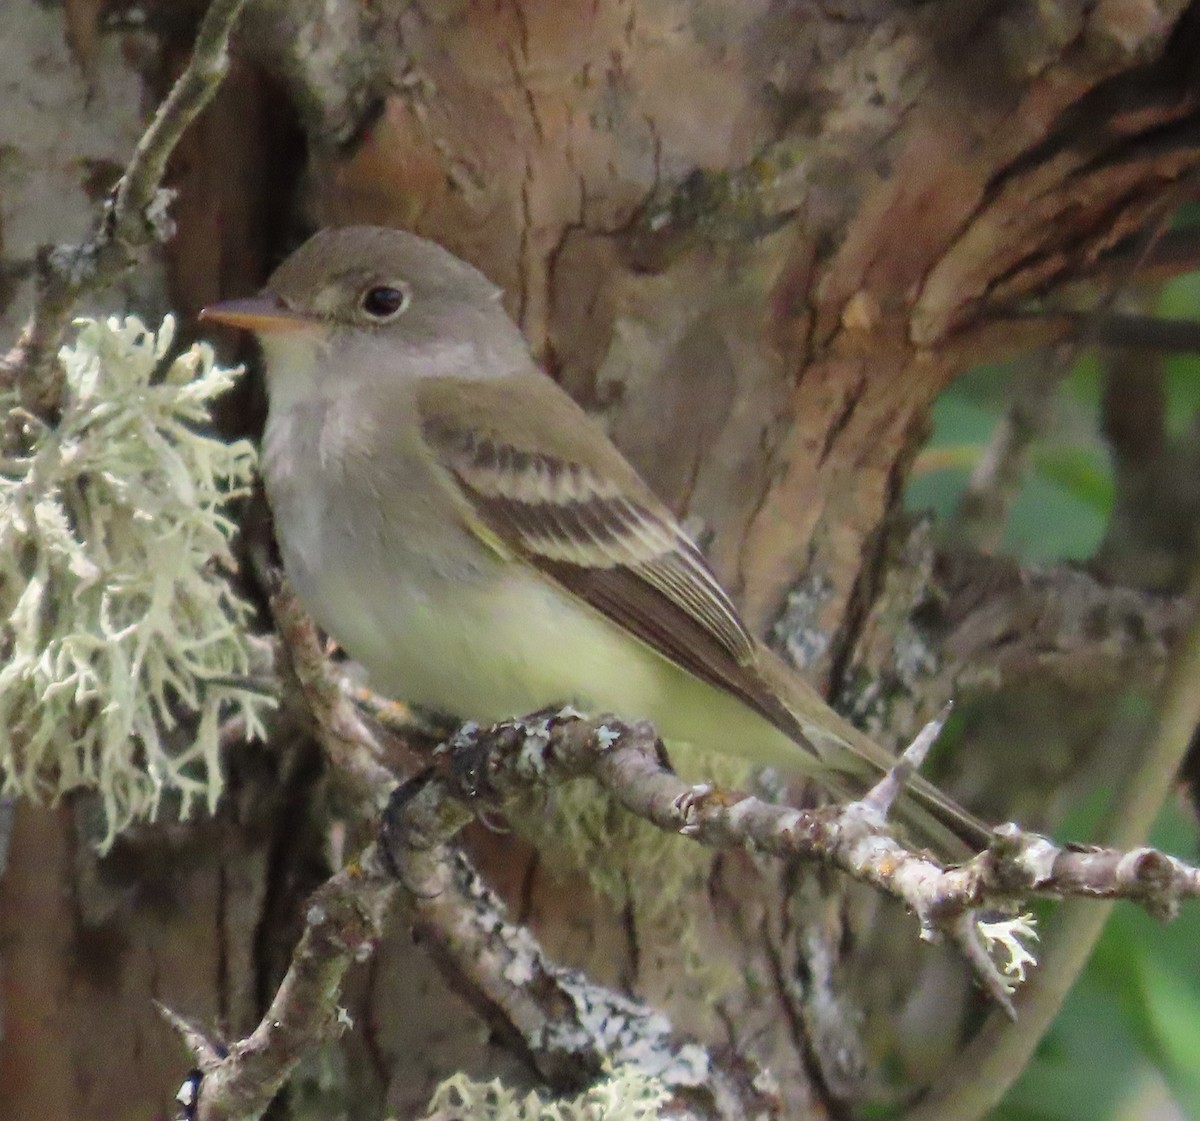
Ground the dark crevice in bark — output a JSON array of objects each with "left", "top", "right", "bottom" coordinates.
[
  {"left": 981, "top": 4, "right": 1200, "bottom": 199},
  {"left": 251, "top": 736, "right": 328, "bottom": 1017}
]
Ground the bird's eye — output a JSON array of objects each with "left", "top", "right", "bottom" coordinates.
[{"left": 360, "top": 284, "right": 409, "bottom": 320}]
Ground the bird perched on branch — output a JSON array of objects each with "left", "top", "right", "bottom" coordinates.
[{"left": 202, "top": 226, "right": 988, "bottom": 856}]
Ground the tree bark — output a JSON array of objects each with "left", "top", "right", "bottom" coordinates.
[{"left": 4, "top": 0, "right": 1200, "bottom": 1117}]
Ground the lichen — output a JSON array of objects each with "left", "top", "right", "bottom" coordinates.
[
  {"left": 0, "top": 314, "right": 268, "bottom": 845},
  {"left": 977, "top": 912, "right": 1039, "bottom": 991},
  {"left": 550, "top": 973, "right": 711, "bottom": 1087},
  {"left": 421, "top": 1065, "right": 671, "bottom": 1121},
  {"left": 773, "top": 572, "right": 835, "bottom": 674},
  {"left": 505, "top": 744, "right": 750, "bottom": 990}
]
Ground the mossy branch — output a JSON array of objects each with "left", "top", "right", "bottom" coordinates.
[{"left": 165, "top": 587, "right": 1200, "bottom": 1118}]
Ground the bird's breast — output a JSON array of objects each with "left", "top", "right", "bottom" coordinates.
[
  {"left": 259, "top": 399, "right": 798, "bottom": 764},
  {"left": 262, "top": 398, "right": 519, "bottom": 704}
]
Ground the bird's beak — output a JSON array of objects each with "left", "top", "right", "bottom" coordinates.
[{"left": 199, "top": 294, "right": 316, "bottom": 333}]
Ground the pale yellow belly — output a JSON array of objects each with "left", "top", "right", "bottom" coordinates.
[
  {"left": 313, "top": 553, "right": 807, "bottom": 773},
  {"left": 263, "top": 400, "right": 807, "bottom": 773}
]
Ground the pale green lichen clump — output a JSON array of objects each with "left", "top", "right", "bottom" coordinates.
[
  {"left": 506, "top": 742, "right": 750, "bottom": 990},
  {"left": 421, "top": 1066, "right": 670, "bottom": 1121},
  {"left": 0, "top": 315, "right": 267, "bottom": 845}
]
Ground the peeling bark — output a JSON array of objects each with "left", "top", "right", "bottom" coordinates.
[{"left": 6, "top": 0, "right": 1200, "bottom": 1116}]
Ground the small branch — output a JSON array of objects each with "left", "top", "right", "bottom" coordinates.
[
  {"left": 161, "top": 583, "right": 408, "bottom": 1120},
  {"left": 830, "top": 533, "right": 1187, "bottom": 770},
  {"left": 952, "top": 198, "right": 1174, "bottom": 551},
  {"left": 157, "top": 1003, "right": 222, "bottom": 1070},
  {"left": 378, "top": 710, "right": 1200, "bottom": 1014},
  {"left": 948, "top": 357, "right": 1063, "bottom": 553},
  {"left": 1093, "top": 306, "right": 1200, "bottom": 594},
  {"left": 932, "top": 550, "right": 1187, "bottom": 697},
  {"left": 983, "top": 309, "right": 1200, "bottom": 357},
  {"left": 855, "top": 701, "right": 948, "bottom": 821},
  {"left": 943, "top": 189, "right": 1189, "bottom": 372},
  {"left": 168, "top": 858, "right": 396, "bottom": 1121},
  {"left": 900, "top": 587, "right": 1200, "bottom": 1121},
  {"left": 382, "top": 774, "right": 782, "bottom": 1119},
  {"left": 269, "top": 582, "right": 400, "bottom": 806},
  {"left": 1085, "top": 226, "right": 1200, "bottom": 289},
  {"left": 3, "top": 0, "right": 247, "bottom": 416},
  {"left": 110, "top": 0, "right": 245, "bottom": 235}
]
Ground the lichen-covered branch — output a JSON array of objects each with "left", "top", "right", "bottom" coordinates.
[
  {"left": 841, "top": 523, "right": 1189, "bottom": 745},
  {"left": 174, "top": 820, "right": 776, "bottom": 1121},
  {"left": 2, "top": 0, "right": 247, "bottom": 416},
  {"left": 171, "top": 585, "right": 778, "bottom": 1120},
  {"left": 379, "top": 708, "right": 1200, "bottom": 1014},
  {"left": 931, "top": 550, "right": 1187, "bottom": 696},
  {"left": 166, "top": 583, "right": 1200, "bottom": 1117},
  {"left": 382, "top": 802, "right": 777, "bottom": 1120},
  {"left": 170, "top": 858, "right": 395, "bottom": 1121}
]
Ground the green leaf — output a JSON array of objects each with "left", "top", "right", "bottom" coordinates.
[
  {"left": 1001, "top": 470, "right": 1107, "bottom": 562},
  {"left": 1139, "top": 951, "right": 1200, "bottom": 1119},
  {"left": 996, "top": 980, "right": 1142, "bottom": 1121},
  {"left": 1030, "top": 445, "right": 1114, "bottom": 517}
]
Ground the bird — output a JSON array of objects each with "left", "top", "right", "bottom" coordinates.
[{"left": 201, "top": 225, "right": 989, "bottom": 856}]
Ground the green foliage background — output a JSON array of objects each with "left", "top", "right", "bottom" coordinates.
[{"left": 905, "top": 271, "right": 1200, "bottom": 1120}]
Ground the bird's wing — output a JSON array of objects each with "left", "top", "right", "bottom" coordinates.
[
  {"left": 415, "top": 375, "right": 815, "bottom": 751},
  {"left": 416, "top": 375, "right": 992, "bottom": 857}
]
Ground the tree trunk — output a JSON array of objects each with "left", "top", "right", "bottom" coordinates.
[{"left": 3, "top": 0, "right": 1200, "bottom": 1117}]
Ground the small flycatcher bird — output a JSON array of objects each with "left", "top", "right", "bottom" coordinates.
[{"left": 202, "top": 226, "right": 988, "bottom": 854}]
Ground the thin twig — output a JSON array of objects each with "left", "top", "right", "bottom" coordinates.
[
  {"left": 950, "top": 172, "right": 1187, "bottom": 552},
  {"left": 856, "top": 702, "right": 950, "bottom": 821},
  {"left": 378, "top": 708, "right": 1200, "bottom": 1014},
  {"left": 949, "top": 356, "right": 1063, "bottom": 551},
  {"left": 898, "top": 587, "right": 1200, "bottom": 1121},
  {"left": 975, "top": 307, "right": 1200, "bottom": 360},
  {"left": 943, "top": 174, "right": 1200, "bottom": 385},
  {"left": 179, "top": 857, "right": 396, "bottom": 1121},
  {"left": 1085, "top": 226, "right": 1200, "bottom": 289},
  {"left": 3, "top": 0, "right": 248, "bottom": 416}
]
